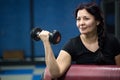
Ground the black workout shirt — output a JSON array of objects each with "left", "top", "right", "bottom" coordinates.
[{"left": 62, "top": 34, "right": 120, "bottom": 65}]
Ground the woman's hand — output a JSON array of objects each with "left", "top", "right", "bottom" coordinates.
[{"left": 39, "top": 30, "right": 50, "bottom": 43}]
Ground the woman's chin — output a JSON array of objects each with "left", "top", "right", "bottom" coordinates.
[{"left": 80, "top": 31, "right": 88, "bottom": 34}]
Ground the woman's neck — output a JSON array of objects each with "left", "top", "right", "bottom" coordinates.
[{"left": 80, "top": 33, "right": 98, "bottom": 44}]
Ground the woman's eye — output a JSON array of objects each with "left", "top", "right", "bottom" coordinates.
[
  {"left": 76, "top": 18, "right": 80, "bottom": 21},
  {"left": 84, "top": 17, "right": 89, "bottom": 20}
]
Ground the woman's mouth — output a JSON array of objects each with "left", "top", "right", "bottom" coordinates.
[{"left": 80, "top": 26, "right": 87, "bottom": 30}]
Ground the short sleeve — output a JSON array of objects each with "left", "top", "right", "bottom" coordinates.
[
  {"left": 111, "top": 38, "right": 120, "bottom": 56},
  {"left": 62, "top": 39, "right": 75, "bottom": 55},
  {"left": 110, "top": 35, "right": 120, "bottom": 56}
]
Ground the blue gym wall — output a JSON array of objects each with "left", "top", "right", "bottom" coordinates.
[
  {"left": 0, "top": 0, "right": 101, "bottom": 59},
  {"left": 0, "top": 0, "right": 31, "bottom": 58}
]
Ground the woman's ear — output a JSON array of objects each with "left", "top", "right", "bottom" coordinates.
[{"left": 97, "top": 21, "right": 100, "bottom": 26}]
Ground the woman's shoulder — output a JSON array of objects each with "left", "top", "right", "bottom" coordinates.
[
  {"left": 70, "top": 35, "right": 81, "bottom": 41},
  {"left": 105, "top": 33, "right": 120, "bottom": 44},
  {"left": 65, "top": 34, "right": 81, "bottom": 46},
  {"left": 105, "top": 33, "right": 120, "bottom": 56},
  {"left": 106, "top": 33, "right": 118, "bottom": 40}
]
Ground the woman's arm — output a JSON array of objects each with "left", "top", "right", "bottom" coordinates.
[
  {"left": 115, "top": 54, "right": 120, "bottom": 66},
  {"left": 39, "top": 30, "right": 71, "bottom": 78}
]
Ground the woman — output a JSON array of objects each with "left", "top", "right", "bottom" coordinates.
[{"left": 39, "top": 2, "right": 120, "bottom": 78}]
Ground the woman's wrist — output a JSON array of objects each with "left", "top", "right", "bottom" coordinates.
[{"left": 43, "top": 40, "right": 51, "bottom": 45}]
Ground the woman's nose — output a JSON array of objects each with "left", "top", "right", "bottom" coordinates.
[{"left": 80, "top": 19, "right": 85, "bottom": 26}]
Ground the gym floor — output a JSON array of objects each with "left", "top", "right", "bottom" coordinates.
[{"left": 0, "top": 64, "right": 46, "bottom": 80}]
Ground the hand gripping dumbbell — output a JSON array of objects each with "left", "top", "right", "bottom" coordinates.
[{"left": 30, "top": 27, "right": 61, "bottom": 44}]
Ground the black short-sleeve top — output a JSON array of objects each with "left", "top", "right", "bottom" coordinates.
[{"left": 62, "top": 34, "right": 120, "bottom": 65}]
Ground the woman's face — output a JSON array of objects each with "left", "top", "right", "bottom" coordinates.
[{"left": 76, "top": 9, "right": 99, "bottom": 35}]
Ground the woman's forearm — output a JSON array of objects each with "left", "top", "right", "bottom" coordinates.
[
  {"left": 43, "top": 41, "right": 61, "bottom": 78},
  {"left": 38, "top": 30, "right": 61, "bottom": 78}
]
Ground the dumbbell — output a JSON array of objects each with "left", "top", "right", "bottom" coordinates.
[{"left": 30, "top": 27, "right": 61, "bottom": 44}]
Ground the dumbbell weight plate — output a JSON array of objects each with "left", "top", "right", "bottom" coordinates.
[
  {"left": 30, "top": 27, "right": 42, "bottom": 41},
  {"left": 49, "top": 30, "right": 61, "bottom": 44}
]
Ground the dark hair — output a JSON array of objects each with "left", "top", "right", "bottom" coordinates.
[{"left": 75, "top": 2, "right": 105, "bottom": 51}]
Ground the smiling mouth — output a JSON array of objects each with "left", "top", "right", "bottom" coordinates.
[{"left": 80, "top": 27, "right": 87, "bottom": 30}]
